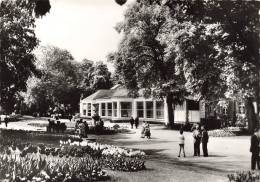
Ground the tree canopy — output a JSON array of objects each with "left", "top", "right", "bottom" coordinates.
[{"left": 0, "top": 0, "right": 39, "bottom": 113}]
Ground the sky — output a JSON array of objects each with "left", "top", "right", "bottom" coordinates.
[{"left": 35, "top": 0, "right": 134, "bottom": 71}]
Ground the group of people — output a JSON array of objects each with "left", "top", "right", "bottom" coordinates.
[
  {"left": 129, "top": 117, "right": 151, "bottom": 139},
  {"left": 47, "top": 119, "right": 67, "bottom": 133},
  {"left": 178, "top": 124, "right": 209, "bottom": 158},
  {"left": 75, "top": 119, "right": 89, "bottom": 138},
  {"left": 129, "top": 116, "right": 139, "bottom": 129}
]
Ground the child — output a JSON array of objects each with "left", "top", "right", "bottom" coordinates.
[{"left": 178, "top": 130, "right": 186, "bottom": 157}]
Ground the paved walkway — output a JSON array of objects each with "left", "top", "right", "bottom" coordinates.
[{"left": 0, "top": 119, "right": 252, "bottom": 179}]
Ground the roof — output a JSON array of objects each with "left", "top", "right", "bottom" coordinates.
[
  {"left": 81, "top": 85, "right": 146, "bottom": 101},
  {"left": 81, "top": 89, "right": 116, "bottom": 101}
]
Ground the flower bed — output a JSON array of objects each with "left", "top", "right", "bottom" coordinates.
[
  {"left": 0, "top": 154, "right": 108, "bottom": 181},
  {"left": 0, "top": 130, "right": 147, "bottom": 179},
  {"left": 208, "top": 129, "right": 236, "bottom": 137},
  {"left": 228, "top": 171, "right": 260, "bottom": 182}
]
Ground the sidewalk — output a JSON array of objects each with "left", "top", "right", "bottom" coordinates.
[{"left": 0, "top": 120, "right": 252, "bottom": 174}]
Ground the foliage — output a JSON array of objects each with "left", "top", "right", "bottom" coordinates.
[
  {"left": 208, "top": 128, "right": 236, "bottom": 137},
  {"left": 108, "top": 1, "right": 188, "bottom": 127},
  {"left": 228, "top": 171, "right": 260, "bottom": 182},
  {"left": 0, "top": 0, "right": 39, "bottom": 113},
  {"left": 0, "top": 154, "right": 108, "bottom": 181}
]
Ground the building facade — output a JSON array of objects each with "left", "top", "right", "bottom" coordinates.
[{"left": 79, "top": 85, "right": 206, "bottom": 124}]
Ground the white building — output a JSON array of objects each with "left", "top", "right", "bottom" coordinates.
[{"left": 79, "top": 85, "right": 201, "bottom": 124}]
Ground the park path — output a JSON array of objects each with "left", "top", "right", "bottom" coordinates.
[{"left": 0, "top": 119, "right": 251, "bottom": 181}]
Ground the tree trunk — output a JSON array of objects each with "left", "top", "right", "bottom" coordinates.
[
  {"left": 166, "top": 93, "right": 174, "bottom": 129},
  {"left": 246, "top": 97, "right": 257, "bottom": 134}
]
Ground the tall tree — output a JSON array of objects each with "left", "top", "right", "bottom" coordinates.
[
  {"left": 164, "top": 1, "right": 260, "bottom": 132},
  {"left": 108, "top": 1, "right": 187, "bottom": 128},
  {"left": 0, "top": 0, "right": 39, "bottom": 113}
]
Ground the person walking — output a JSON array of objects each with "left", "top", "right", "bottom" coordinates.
[
  {"left": 193, "top": 124, "right": 201, "bottom": 156},
  {"left": 84, "top": 121, "right": 89, "bottom": 138},
  {"left": 201, "top": 125, "right": 209, "bottom": 157},
  {"left": 129, "top": 117, "right": 135, "bottom": 129},
  {"left": 178, "top": 130, "right": 186, "bottom": 157},
  {"left": 134, "top": 116, "right": 139, "bottom": 129},
  {"left": 250, "top": 128, "right": 260, "bottom": 170}
]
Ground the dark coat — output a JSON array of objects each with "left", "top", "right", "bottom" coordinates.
[
  {"left": 130, "top": 118, "right": 134, "bottom": 125},
  {"left": 202, "top": 130, "right": 209, "bottom": 143},
  {"left": 250, "top": 134, "right": 260, "bottom": 154}
]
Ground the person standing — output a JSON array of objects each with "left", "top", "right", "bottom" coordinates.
[
  {"left": 134, "top": 116, "right": 139, "bottom": 129},
  {"left": 141, "top": 121, "right": 145, "bottom": 138},
  {"left": 192, "top": 124, "right": 201, "bottom": 156},
  {"left": 178, "top": 130, "right": 186, "bottom": 157},
  {"left": 250, "top": 128, "right": 260, "bottom": 170},
  {"left": 4, "top": 115, "right": 8, "bottom": 128},
  {"left": 129, "top": 117, "right": 134, "bottom": 129},
  {"left": 201, "top": 125, "right": 209, "bottom": 157}
]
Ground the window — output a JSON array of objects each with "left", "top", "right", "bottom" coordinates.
[
  {"left": 87, "top": 103, "right": 91, "bottom": 116},
  {"left": 121, "top": 102, "right": 132, "bottom": 117},
  {"left": 101, "top": 103, "right": 106, "bottom": 116},
  {"left": 156, "top": 101, "right": 164, "bottom": 119},
  {"left": 146, "top": 101, "right": 153, "bottom": 118},
  {"left": 107, "top": 103, "right": 112, "bottom": 116},
  {"left": 83, "top": 103, "right": 86, "bottom": 116},
  {"left": 137, "top": 102, "right": 144, "bottom": 118},
  {"left": 113, "top": 102, "right": 117, "bottom": 117}
]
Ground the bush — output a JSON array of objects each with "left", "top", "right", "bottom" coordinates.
[
  {"left": 113, "top": 124, "right": 120, "bottom": 130},
  {"left": 228, "top": 171, "right": 260, "bottom": 182},
  {"left": 200, "top": 118, "right": 221, "bottom": 130}
]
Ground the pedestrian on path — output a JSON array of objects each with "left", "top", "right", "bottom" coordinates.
[
  {"left": 193, "top": 124, "right": 201, "bottom": 156},
  {"left": 250, "top": 128, "right": 260, "bottom": 170},
  {"left": 5, "top": 118, "right": 8, "bottom": 127},
  {"left": 129, "top": 117, "right": 134, "bottom": 129},
  {"left": 134, "top": 116, "right": 139, "bottom": 129},
  {"left": 201, "top": 125, "right": 209, "bottom": 157},
  {"left": 141, "top": 121, "right": 145, "bottom": 138},
  {"left": 178, "top": 130, "right": 186, "bottom": 157}
]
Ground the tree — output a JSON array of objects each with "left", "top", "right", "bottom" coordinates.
[
  {"left": 30, "top": 45, "right": 81, "bottom": 115},
  {"left": 108, "top": 1, "right": 187, "bottom": 128},
  {"left": 0, "top": 0, "right": 39, "bottom": 114},
  {"left": 78, "top": 59, "right": 113, "bottom": 99},
  {"left": 163, "top": 1, "right": 259, "bottom": 132}
]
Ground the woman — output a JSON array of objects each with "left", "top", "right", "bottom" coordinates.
[
  {"left": 141, "top": 121, "right": 146, "bottom": 138},
  {"left": 144, "top": 121, "right": 151, "bottom": 139}
]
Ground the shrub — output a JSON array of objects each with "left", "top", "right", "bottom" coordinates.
[{"left": 228, "top": 171, "right": 260, "bottom": 182}]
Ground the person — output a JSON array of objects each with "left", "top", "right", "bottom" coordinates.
[
  {"left": 4, "top": 116, "right": 8, "bottom": 128},
  {"left": 144, "top": 121, "right": 151, "bottom": 138},
  {"left": 84, "top": 121, "right": 89, "bottom": 138},
  {"left": 129, "top": 117, "right": 135, "bottom": 129},
  {"left": 192, "top": 124, "right": 201, "bottom": 156},
  {"left": 178, "top": 130, "right": 186, "bottom": 157},
  {"left": 141, "top": 121, "right": 146, "bottom": 138},
  {"left": 201, "top": 125, "right": 209, "bottom": 157},
  {"left": 68, "top": 114, "right": 72, "bottom": 122},
  {"left": 78, "top": 121, "right": 85, "bottom": 138},
  {"left": 134, "top": 116, "right": 139, "bottom": 129},
  {"left": 250, "top": 128, "right": 260, "bottom": 170}
]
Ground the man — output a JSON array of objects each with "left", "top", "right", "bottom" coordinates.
[
  {"left": 134, "top": 116, "right": 139, "bottom": 129},
  {"left": 201, "top": 125, "right": 209, "bottom": 157},
  {"left": 192, "top": 124, "right": 201, "bottom": 156},
  {"left": 129, "top": 117, "right": 134, "bottom": 129},
  {"left": 250, "top": 128, "right": 260, "bottom": 170}
]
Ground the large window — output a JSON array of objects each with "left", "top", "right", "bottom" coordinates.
[
  {"left": 146, "top": 101, "right": 153, "bottom": 118},
  {"left": 107, "top": 103, "right": 112, "bottom": 116},
  {"left": 83, "top": 103, "right": 86, "bottom": 116},
  {"left": 121, "top": 102, "right": 132, "bottom": 117},
  {"left": 137, "top": 102, "right": 144, "bottom": 118},
  {"left": 87, "top": 103, "right": 91, "bottom": 116},
  {"left": 156, "top": 101, "right": 164, "bottom": 119},
  {"left": 113, "top": 102, "right": 117, "bottom": 117},
  {"left": 101, "top": 103, "right": 106, "bottom": 116}
]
